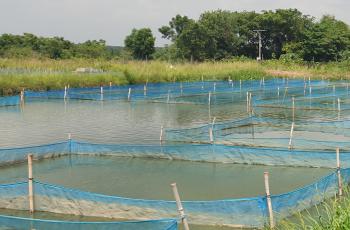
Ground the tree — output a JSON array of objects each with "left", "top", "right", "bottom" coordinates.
[
  {"left": 302, "top": 15, "right": 350, "bottom": 62},
  {"left": 124, "top": 28, "right": 155, "bottom": 60},
  {"left": 177, "top": 22, "right": 211, "bottom": 61},
  {"left": 256, "top": 9, "right": 313, "bottom": 59},
  {"left": 159, "top": 15, "right": 194, "bottom": 41}
]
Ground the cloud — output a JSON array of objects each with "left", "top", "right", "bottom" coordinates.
[{"left": 0, "top": 0, "right": 349, "bottom": 46}]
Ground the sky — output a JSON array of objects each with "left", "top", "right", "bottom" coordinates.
[{"left": 1, "top": 0, "right": 349, "bottom": 46}]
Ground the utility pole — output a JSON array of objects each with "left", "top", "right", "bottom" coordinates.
[{"left": 253, "top": 30, "right": 266, "bottom": 61}]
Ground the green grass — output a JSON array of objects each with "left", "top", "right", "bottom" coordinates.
[
  {"left": 272, "top": 190, "right": 350, "bottom": 230},
  {"left": 1, "top": 58, "right": 350, "bottom": 96}
]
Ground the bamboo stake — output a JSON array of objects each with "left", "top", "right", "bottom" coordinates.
[
  {"left": 208, "top": 91, "right": 211, "bottom": 105},
  {"left": 28, "top": 154, "right": 34, "bottom": 213},
  {"left": 64, "top": 86, "right": 67, "bottom": 99},
  {"left": 167, "top": 90, "right": 171, "bottom": 103},
  {"left": 249, "top": 92, "right": 252, "bottom": 114},
  {"left": 20, "top": 90, "right": 24, "bottom": 103},
  {"left": 128, "top": 88, "right": 131, "bottom": 101},
  {"left": 246, "top": 92, "right": 249, "bottom": 113},
  {"left": 171, "top": 183, "right": 190, "bottom": 230},
  {"left": 209, "top": 127, "right": 214, "bottom": 143},
  {"left": 336, "top": 148, "right": 343, "bottom": 196},
  {"left": 160, "top": 125, "right": 164, "bottom": 143},
  {"left": 212, "top": 117, "right": 216, "bottom": 129},
  {"left": 264, "top": 172, "right": 274, "bottom": 228},
  {"left": 288, "top": 122, "right": 295, "bottom": 150},
  {"left": 292, "top": 97, "right": 295, "bottom": 121}
]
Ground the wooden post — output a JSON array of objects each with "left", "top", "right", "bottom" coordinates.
[
  {"left": 180, "top": 82, "right": 183, "bottom": 95},
  {"left": 171, "top": 183, "right": 190, "bottom": 230},
  {"left": 211, "top": 117, "right": 216, "bottom": 131},
  {"left": 264, "top": 172, "right": 274, "bottom": 228},
  {"left": 249, "top": 93, "right": 252, "bottom": 114},
  {"left": 64, "top": 86, "right": 67, "bottom": 99},
  {"left": 213, "top": 82, "right": 216, "bottom": 92},
  {"left": 292, "top": 97, "right": 295, "bottom": 121},
  {"left": 309, "top": 86, "right": 312, "bottom": 96},
  {"left": 336, "top": 148, "right": 343, "bottom": 196},
  {"left": 246, "top": 92, "right": 249, "bottom": 113},
  {"left": 128, "top": 88, "right": 131, "bottom": 101},
  {"left": 240, "top": 80, "right": 242, "bottom": 91},
  {"left": 308, "top": 77, "right": 311, "bottom": 86},
  {"left": 277, "top": 87, "right": 280, "bottom": 98},
  {"left": 288, "top": 122, "right": 295, "bottom": 149},
  {"left": 20, "top": 90, "right": 24, "bottom": 103},
  {"left": 333, "top": 85, "right": 336, "bottom": 95},
  {"left": 209, "top": 127, "right": 214, "bottom": 143},
  {"left": 160, "top": 125, "right": 164, "bottom": 143},
  {"left": 304, "top": 82, "right": 306, "bottom": 96},
  {"left": 109, "top": 81, "right": 112, "bottom": 87},
  {"left": 208, "top": 91, "right": 211, "bottom": 106},
  {"left": 100, "top": 86, "right": 104, "bottom": 94},
  {"left": 27, "top": 154, "right": 34, "bottom": 213},
  {"left": 167, "top": 90, "right": 170, "bottom": 104},
  {"left": 338, "top": 98, "right": 341, "bottom": 112}
]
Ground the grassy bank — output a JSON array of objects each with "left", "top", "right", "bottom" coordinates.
[
  {"left": 273, "top": 190, "right": 350, "bottom": 230},
  {"left": 1, "top": 58, "right": 350, "bottom": 96}
]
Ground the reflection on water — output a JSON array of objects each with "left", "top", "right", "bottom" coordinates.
[
  {"left": 0, "top": 156, "right": 331, "bottom": 200},
  {"left": 0, "top": 100, "right": 247, "bottom": 147}
]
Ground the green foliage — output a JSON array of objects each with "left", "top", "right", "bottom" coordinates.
[
  {"left": 302, "top": 15, "right": 350, "bottom": 62},
  {"left": 0, "top": 33, "right": 109, "bottom": 59},
  {"left": 158, "top": 9, "right": 349, "bottom": 62},
  {"left": 124, "top": 28, "right": 155, "bottom": 60}
]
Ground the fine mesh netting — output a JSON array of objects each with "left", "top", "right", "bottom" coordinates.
[
  {"left": 0, "top": 139, "right": 349, "bottom": 168},
  {"left": 17, "top": 79, "right": 331, "bottom": 104},
  {"left": 0, "top": 169, "right": 345, "bottom": 228},
  {"left": 2, "top": 79, "right": 350, "bottom": 228},
  {"left": 0, "top": 214, "right": 177, "bottom": 230},
  {"left": 0, "top": 95, "right": 20, "bottom": 107},
  {"left": 164, "top": 115, "right": 350, "bottom": 150}
]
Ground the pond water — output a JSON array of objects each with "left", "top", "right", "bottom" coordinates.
[{"left": 0, "top": 98, "right": 341, "bottom": 229}]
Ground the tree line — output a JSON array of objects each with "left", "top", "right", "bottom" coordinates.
[
  {"left": 0, "top": 33, "right": 116, "bottom": 59},
  {"left": 1, "top": 9, "right": 349, "bottom": 62},
  {"left": 128, "top": 9, "right": 350, "bottom": 62}
]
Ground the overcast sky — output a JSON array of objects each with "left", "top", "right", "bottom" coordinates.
[{"left": 1, "top": 0, "right": 349, "bottom": 46}]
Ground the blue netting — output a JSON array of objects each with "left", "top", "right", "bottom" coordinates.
[
  {"left": 271, "top": 171, "right": 338, "bottom": 222},
  {"left": 0, "top": 169, "right": 347, "bottom": 228},
  {"left": 164, "top": 115, "right": 350, "bottom": 150},
  {"left": 0, "top": 139, "right": 348, "bottom": 169},
  {"left": 0, "top": 95, "right": 20, "bottom": 107},
  {"left": 19, "top": 79, "right": 330, "bottom": 104},
  {"left": 0, "top": 214, "right": 177, "bottom": 230}
]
